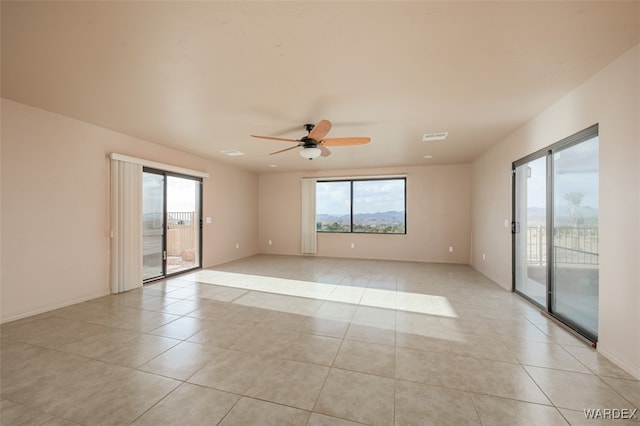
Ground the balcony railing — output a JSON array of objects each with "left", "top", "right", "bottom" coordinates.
[
  {"left": 526, "top": 226, "right": 599, "bottom": 265},
  {"left": 167, "top": 212, "right": 196, "bottom": 257}
]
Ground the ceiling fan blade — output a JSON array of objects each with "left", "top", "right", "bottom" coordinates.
[
  {"left": 322, "top": 137, "right": 371, "bottom": 146},
  {"left": 308, "top": 119, "right": 332, "bottom": 141},
  {"left": 319, "top": 143, "right": 331, "bottom": 157},
  {"left": 269, "top": 145, "right": 300, "bottom": 155},
  {"left": 251, "top": 135, "right": 300, "bottom": 143}
]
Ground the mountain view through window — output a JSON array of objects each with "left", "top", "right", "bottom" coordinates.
[{"left": 316, "top": 178, "right": 406, "bottom": 234}]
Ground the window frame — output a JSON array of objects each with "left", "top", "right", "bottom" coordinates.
[{"left": 316, "top": 177, "right": 407, "bottom": 235}]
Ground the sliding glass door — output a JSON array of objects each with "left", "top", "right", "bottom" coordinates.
[
  {"left": 142, "top": 169, "right": 202, "bottom": 282},
  {"left": 551, "top": 135, "right": 599, "bottom": 338},
  {"left": 513, "top": 155, "right": 548, "bottom": 308},
  {"left": 143, "top": 171, "right": 165, "bottom": 281},
  {"left": 513, "top": 125, "right": 599, "bottom": 342},
  {"left": 166, "top": 175, "right": 201, "bottom": 275}
]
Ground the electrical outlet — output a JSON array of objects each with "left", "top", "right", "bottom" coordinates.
[
  {"left": 235, "top": 243, "right": 240, "bottom": 249},
  {"left": 351, "top": 243, "right": 355, "bottom": 249},
  {"left": 449, "top": 246, "right": 454, "bottom": 253},
  {"left": 268, "top": 240, "right": 272, "bottom": 246},
  {"left": 482, "top": 253, "right": 486, "bottom": 260}
]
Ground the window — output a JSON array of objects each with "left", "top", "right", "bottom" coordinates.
[{"left": 316, "top": 178, "right": 406, "bottom": 234}]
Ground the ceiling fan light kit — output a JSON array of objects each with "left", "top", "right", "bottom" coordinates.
[
  {"left": 251, "top": 119, "right": 371, "bottom": 161},
  {"left": 299, "top": 147, "right": 322, "bottom": 160}
]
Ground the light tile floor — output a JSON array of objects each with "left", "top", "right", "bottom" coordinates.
[{"left": 1, "top": 254, "right": 639, "bottom": 425}]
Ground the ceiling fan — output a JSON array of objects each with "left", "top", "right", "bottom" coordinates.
[{"left": 251, "top": 119, "right": 371, "bottom": 160}]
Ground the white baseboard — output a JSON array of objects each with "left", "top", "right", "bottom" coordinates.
[
  {"left": 0, "top": 290, "right": 110, "bottom": 324},
  {"left": 597, "top": 341, "right": 640, "bottom": 380}
]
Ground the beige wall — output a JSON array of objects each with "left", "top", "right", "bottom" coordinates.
[
  {"left": 471, "top": 45, "right": 640, "bottom": 378},
  {"left": 203, "top": 158, "right": 259, "bottom": 266},
  {"left": 0, "top": 99, "right": 259, "bottom": 322},
  {"left": 259, "top": 165, "right": 471, "bottom": 263}
]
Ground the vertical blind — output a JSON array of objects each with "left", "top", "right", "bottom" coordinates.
[
  {"left": 300, "top": 178, "right": 317, "bottom": 254},
  {"left": 110, "top": 159, "right": 143, "bottom": 293}
]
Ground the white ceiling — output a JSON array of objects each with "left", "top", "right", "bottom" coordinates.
[{"left": 2, "top": 1, "right": 638, "bottom": 173}]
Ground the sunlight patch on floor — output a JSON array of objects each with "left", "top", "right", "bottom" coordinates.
[{"left": 187, "top": 269, "right": 458, "bottom": 318}]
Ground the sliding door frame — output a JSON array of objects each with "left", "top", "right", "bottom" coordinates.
[
  {"left": 512, "top": 148, "right": 550, "bottom": 309},
  {"left": 512, "top": 124, "right": 599, "bottom": 343},
  {"left": 142, "top": 168, "right": 167, "bottom": 281},
  {"left": 143, "top": 167, "right": 203, "bottom": 283}
]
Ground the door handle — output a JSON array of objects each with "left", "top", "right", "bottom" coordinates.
[{"left": 511, "top": 221, "right": 520, "bottom": 234}]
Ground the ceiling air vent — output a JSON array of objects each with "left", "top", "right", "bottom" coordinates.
[
  {"left": 220, "top": 149, "right": 245, "bottom": 156},
  {"left": 422, "top": 132, "right": 449, "bottom": 142}
]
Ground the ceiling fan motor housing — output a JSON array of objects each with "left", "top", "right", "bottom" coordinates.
[{"left": 300, "top": 137, "right": 318, "bottom": 148}]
